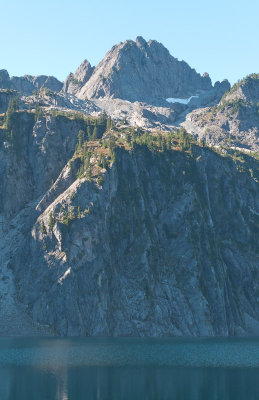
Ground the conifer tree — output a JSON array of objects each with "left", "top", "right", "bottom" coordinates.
[
  {"left": 87, "top": 125, "right": 91, "bottom": 138},
  {"left": 99, "top": 112, "right": 107, "bottom": 124},
  {"left": 106, "top": 116, "right": 112, "bottom": 131},
  {"left": 92, "top": 126, "right": 98, "bottom": 140},
  {"left": 5, "top": 97, "right": 19, "bottom": 130},
  {"left": 77, "top": 130, "right": 85, "bottom": 150},
  {"left": 35, "top": 104, "right": 42, "bottom": 121}
]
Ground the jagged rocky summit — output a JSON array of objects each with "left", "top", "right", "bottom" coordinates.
[
  {"left": 62, "top": 59, "right": 94, "bottom": 95},
  {"left": 67, "top": 36, "right": 229, "bottom": 106},
  {"left": 1, "top": 37, "right": 233, "bottom": 143},
  {"left": 0, "top": 37, "right": 258, "bottom": 337}
]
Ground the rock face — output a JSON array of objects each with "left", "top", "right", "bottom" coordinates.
[
  {"left": 0, "top": 111, "right": 88, "bottom": 335},
  {"left": 63, "top": 59, "right": 95, "bottom": 95},
  {"left": 13, "top": 146, "right": 259, "bottom": 336},
  {"left": 21, "top": 90, "right": 100, "bottom": 116},
  {"left": 92, "top": 97, "right": 184, "bottom": 129},
  {"left": 76, "top": 37, "right": 214, "bottom": 103},
  {"left": 0, "top": 113, "right": 82, "bottom": 218},
  {"left": 186, "top": 79, "right": 231, "bottom": 109},
  {"left": 0, "top": 89, "right": 16, "bottom": 113},
  {"left": 183, "top": 74, "right": 259, "bottom": 151},
  {"left": 224, "top": 74, "right": 259, "bottom": 103},
  {"left": 11, "top": 75, "right": 63, "bottom": 94},
  {"left": 0, "top": 109, "right": 257, "bottom": 337},
  {"left": 0, "top": 69, "right": 62, "bottom": 94},
  {"left": 0, "top": 70, "right": 11, "bottom": 89}
]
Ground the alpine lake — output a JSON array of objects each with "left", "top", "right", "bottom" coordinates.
[{"left": 1, "top": 337, "right": 259, "bottom": 399}]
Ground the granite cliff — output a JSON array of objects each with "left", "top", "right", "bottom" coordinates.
[
  {"left": 0, "top": 107, "right": 258, "bottom": 336},
  {"left": 0, "top": 38, "right": 258, "bottom": 336}
]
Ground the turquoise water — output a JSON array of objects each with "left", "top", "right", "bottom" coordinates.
[{"left": 1, "top": 337, "right": 259, "bottom": 399}]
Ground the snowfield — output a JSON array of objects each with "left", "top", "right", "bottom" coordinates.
[{"left": 166, "top": 96, "right": 199, "bottom": 104}]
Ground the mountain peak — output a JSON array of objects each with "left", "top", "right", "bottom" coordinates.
[
  {"left": 74, "top": 37, "right": 213, "bottom": 103},
  {"left": 62, "top": 59, "right": 94, "bottom": 94},
  {"left": 73, "top": 59, "right": 94, "bottom": 84},
  {"left": 135, "top": 36, "right": 147, "bottom": 47}
]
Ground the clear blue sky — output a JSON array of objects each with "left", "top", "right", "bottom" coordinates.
[{"left": 1, "top": 0, "right": 258, "bottom": 85}]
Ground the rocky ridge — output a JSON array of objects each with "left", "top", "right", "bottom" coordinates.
[
  {"left": 183, "top": 74, "right": 259, "bottom": 151},
  {"left": 0, "top": 69, "right": 62, "bottom": 95},
  {"left": 1, "top": 37, "right": 234, "bottom": 143}
]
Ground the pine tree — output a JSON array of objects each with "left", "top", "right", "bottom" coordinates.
[
  {"left": 99, "top": 112, "right": 107, "bottom": 124},
  {"left": 91, "top": 126, "right": 98, "bottom": 140},
  {"left": 82, "top": 151, "right": 91, "bottom": 171},
  {"left": 48, "top": 211, "right": 55, "bottom": 231},
  {"left": 106, "top": 116, "right": 112, "bottom": 131},
  {"left": 77, "top": 130, "right": 85, "bottom": 150},
  {"left": 87, "top": 125, "right": 91, "bottom": 138},
  {"left": 162, "top": 137, "right": 166, "bottom": 152},
  {"left": 5, "top": 97, "right": 19, "bottom": 130},
  {"left": 35, "top": 104, "right": 42, "bottom": 121}
]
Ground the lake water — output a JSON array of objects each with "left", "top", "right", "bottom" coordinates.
[{"left": 1, "top": 337, "right": 259, "bottom": 399}]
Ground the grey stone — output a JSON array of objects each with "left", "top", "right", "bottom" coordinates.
[
  {"left": 63, "top": 59, "right": 95, "bottom": 95},
  {"left": 76, "top": 37, "right": 214, "bottom": 104},
  {"left": 183, "top": 75, "right": 259, "bottom": 151},
  {"left": 0, "top": 69, "right": 62, "bottom": 95},
  {"left": 0, "top": 118, "right": 257, "bottom": 336}
]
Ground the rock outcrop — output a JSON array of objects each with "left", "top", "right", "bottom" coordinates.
[
  {"left": 0, "top": 89, "right": 16, "bottom": 113},
  {"left": 63, "top": 59, "right": 94, "bottom": 95},
  {"left": 224, "top": 74, "right": 259, "bottom": 103},
  {"left": 183, "top": 74, "right": 259, "bottom": 151},
  {"left": 0, "top": 70, "right": 11, "bottom": 89}
]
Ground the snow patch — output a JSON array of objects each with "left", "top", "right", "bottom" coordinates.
[
  {"left": 166, "top": 96, "right": 199, "bottom": 105},
  {"left": 58, "top": 267, "right": 71, "bottom": 285}
]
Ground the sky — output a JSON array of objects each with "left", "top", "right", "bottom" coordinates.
[{"left": 1, "top": 0, "right": 258, "bottom": 85}]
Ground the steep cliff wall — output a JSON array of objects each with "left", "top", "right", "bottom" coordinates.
[{"left": 1, "top": 117, "right": 256, "bottom": 336}]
